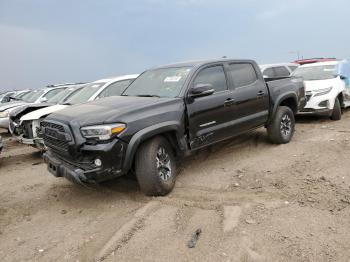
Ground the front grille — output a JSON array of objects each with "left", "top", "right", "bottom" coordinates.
[
  {"left": 41, "top": 121, "right": 65, "bottom": 132},
  {"left": 43, "top": 135, "right": 69, "bottom": 152},
  {"left": 41, "top": 121, "right": 70, "bottom": 153}
]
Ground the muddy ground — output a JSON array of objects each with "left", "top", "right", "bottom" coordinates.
[{"left": 1, "top": 111, "right": 350, "bottom": 262}]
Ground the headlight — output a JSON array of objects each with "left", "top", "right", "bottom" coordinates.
[
  {"left": 314, "top": 87, "right": 333, "bottom": 97},
  {"left": 0, "top": 111, "right": 9, "bottom": 118},
  {"left": 80, "top": 123, "right": 126, "bottom": 140}
]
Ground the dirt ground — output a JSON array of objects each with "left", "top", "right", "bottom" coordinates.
[{"left": 1, "top": 111, "right": 350, "bottom": 262}]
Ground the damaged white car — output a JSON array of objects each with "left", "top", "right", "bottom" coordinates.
[
  {"left": 293, "top": 60, "right": 350, "bottom": 120},
  {"left": 11, "top": 75, "right": 138, "bottom": 150}
]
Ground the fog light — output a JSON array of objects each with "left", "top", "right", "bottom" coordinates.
[
  {"left": 94, "top": 159, "right": 102, "bottom": 167},
  {"left": 318, "top": 100, "right": 328, "bottom": 108}
]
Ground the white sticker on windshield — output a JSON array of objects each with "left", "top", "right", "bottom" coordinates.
[{"left": 164, "top": 76, "right": 182, "bottom": 82}]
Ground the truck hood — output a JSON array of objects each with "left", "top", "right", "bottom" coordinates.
[
  {"left": 0, "top": 101, "right": 28, "bottom": 112},
  {"left": 304, "top": 78, "right": 340, "bottom": 92},
  {"left": 47, "top": 96, "right": 184, "bottom": 127},
  {"left": 21, "top": 104, "right": 69, "bottom": 121}
]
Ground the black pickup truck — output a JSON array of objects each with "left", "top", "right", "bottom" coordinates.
[{"left": 42, "top": 59, "right": 306, "bottom": 196}]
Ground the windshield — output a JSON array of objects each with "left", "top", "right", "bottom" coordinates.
[
  {"left": 47, "top": 86, "right": 81, "bottom": 104},
  {"left": 21, "top": 91, "right": 35, "bottom": 102},
  {"left": 292, "top": 65, "right": 337, "bottom": 81},
  {"left": 123, "top": 67, "right": 192, "bottom": 98},
  {"left": 14, "top": 91, "right": 29, "bottom": 99},
  {"left": 25, "top": 90, "right": 45, "bottom": 103},
  {"left": 65, "top": 82, "right": 106, "bottom": 104}
]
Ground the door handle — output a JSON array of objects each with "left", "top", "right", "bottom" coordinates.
[
  {"left": 257, "top": 91, "right": 265, "bottom": 97},
  {"left": 224, "top": 98, "right": 235, "bottom": 107}
]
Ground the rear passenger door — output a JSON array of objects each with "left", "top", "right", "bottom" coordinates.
[
  {"left": 226, "top": 62, "right": 269, "bottom": 134},
  {"left": 186, "top": 64, "right": 234, "bottom": 149}
]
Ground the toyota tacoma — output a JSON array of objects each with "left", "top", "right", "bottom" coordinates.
[{"left": 42, "top": 59, "right": 306, "bottom": 196}]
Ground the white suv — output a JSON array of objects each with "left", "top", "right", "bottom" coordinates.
[{"left": 293, "top": 60, "right": 350, "bottom": 120}]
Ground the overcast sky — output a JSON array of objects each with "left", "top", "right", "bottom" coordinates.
[{"left": 1, "top": 0, "right": 349, "bottom": 91}]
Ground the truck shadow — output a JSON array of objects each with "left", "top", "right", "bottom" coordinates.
[{"left": 99, "top": 129, "right": 269, "bottom": 194}]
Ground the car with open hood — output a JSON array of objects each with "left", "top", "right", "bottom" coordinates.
[
  {"left": 11, "top": 75, "right": 138, "bottom": 149},
  {"left": 9, "top": 83, "right": 86, "bottom": 133},
  {"left": 0, "top": 85, "right": 69, "bottom": 130}
]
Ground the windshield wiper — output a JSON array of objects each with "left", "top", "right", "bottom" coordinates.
[
  {"left": 136, "top": 94, "right": 161, "bottom": 98},
  {"left": 62, "top": 102, "right": 73, "bottom": 105}
]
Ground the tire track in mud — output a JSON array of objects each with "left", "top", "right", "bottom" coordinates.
[{"left": 95, "top": 201, "right": 160, "bottom": 261}]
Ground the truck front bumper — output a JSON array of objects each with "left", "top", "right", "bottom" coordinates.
[
  {"left": 43, "top": 151, "right": 100, "bottom": 185},
  {"left": 43, "top": 139, "right": 128, "bottom": 184}
]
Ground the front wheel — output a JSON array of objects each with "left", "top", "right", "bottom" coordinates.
[
  {"left": 135, "top": 136, "right": 176, "bottom": 196},
  {"left": 267, "top": 106, "right": 295, "bottom": 144},
  {"left": 330, "top": 97, "right": 341, "bottom": 121}
]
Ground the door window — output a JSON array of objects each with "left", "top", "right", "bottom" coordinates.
[
  {"left": 227, "top": 63, "right": 257, "bottom": 89},
  {"left": 193, "top": 66, "right": 228, "bottom": 93}
]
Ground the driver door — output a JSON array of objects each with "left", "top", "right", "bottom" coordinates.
[{"left": 186, "top": 64, "right": 234, "bottom": 149}]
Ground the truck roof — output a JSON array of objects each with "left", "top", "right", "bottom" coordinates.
[{"left": 150, "top": 59, "right": 256, "bottom": 70}]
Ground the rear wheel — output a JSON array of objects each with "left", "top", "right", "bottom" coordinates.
[
  {"left": 135, "top": 136, "right": 176, "bottom": 196},
  {"left": 330, "top": 97, "right": 341, "bottom": 121},
  {"left": 267, "top": 106, "right": 295, "bottom": 144}
]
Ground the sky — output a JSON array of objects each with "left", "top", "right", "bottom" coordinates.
[{"left": 0, "top": 0, "right": 350, "bottom": 91}]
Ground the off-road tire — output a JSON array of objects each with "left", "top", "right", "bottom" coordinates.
[
  {"left": 330, "top": 97, "right": 341, "bottom": 121},
  {"left": 267, "top": 106, "right": 295, "bottom": 144},
  {"left": 135, "top": 136, "right": 176, "bottom": 196}
]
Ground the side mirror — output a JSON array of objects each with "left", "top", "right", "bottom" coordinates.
[
  {"left": 190, "top": 83, "right": 215, "bottom": 98},
  {"left": 40, "top": 97, "right": 48, "bottom": 103}
]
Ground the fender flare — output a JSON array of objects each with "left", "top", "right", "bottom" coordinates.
[
  {"left": 123, "top": 121, "right": 186, "bottom": 171},
  {"left": 269, "top": 92, "right": 298, "bottom": 123}
]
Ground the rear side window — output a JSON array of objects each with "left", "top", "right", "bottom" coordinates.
[
  {"left": 274, "top": 66, "right": 290, "bottom": 77},
  {"left": 227, "top": 63, "right": 257, "bottom": 89},
  {"left": 263, "top": 68, "right": 275, "bottom": 78},
  {"left": 98, "top": 79, "right": 133, "bottom": 98},
  {"left": 193, "top": 66, "right": 227, "bottom": 93}
]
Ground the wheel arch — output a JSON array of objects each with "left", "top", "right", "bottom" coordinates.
[
  {"left": 338, "top": 92, "right": 345, "bottom": 108},
  {"left": 123, "top": 121, "right": 187, "bottom": 171}
]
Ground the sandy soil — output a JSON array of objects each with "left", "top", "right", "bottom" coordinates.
[{"left": 1, "top": 110, "right": 350, "bottom": 262}]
